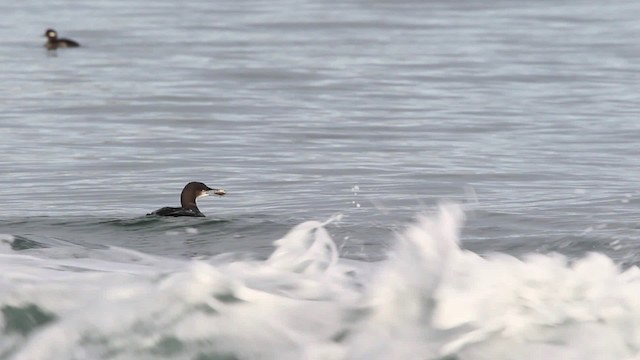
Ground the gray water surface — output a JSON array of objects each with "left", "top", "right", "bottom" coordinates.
[{"left": 1, "top": 0, "right": 639, "bottom": 262}]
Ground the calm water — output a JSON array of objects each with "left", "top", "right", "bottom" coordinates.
[{"left": 1, "top": 0, "right": 640, "bottom": 359}]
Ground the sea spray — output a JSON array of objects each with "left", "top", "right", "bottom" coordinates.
[
  {"left": 2, "top": 205, "right": 640, "bottom": 359},
  {"left": 343, "top": 203, "right": 464, "bottom": 359}
]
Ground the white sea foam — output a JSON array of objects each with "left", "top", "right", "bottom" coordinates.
[{"left": 1, "top": 205, "right": 640, "bottom": 360}]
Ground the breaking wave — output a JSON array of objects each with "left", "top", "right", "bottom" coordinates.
[{"left": 1, "top": 204, "right": 639, "bottom": 360}]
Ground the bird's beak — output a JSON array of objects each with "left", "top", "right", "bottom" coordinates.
[{"left": 209, "top": 189, "right": 226, "bottom": 196}]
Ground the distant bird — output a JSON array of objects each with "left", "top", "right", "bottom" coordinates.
[
  {"left": 44, "top": 28, "right": 80, "bottom": 50},
  {"left": 147, "top": 182, "right": 226, "bottom": 217}
]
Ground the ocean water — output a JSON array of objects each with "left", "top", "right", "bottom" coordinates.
[{"left": 1, "top": 0, "right": 640, "bottom": 359}]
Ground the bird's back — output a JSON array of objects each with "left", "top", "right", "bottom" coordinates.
[{"left": 148, "top": 207, "right": 204, "bottom": 217}]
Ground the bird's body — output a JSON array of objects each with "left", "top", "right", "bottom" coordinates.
[
  {"left": 44, "top": 29, "right": 80, "bottom": 50},
  {"left": 148, "top": 182, "right": 226, "bottom": 217}
]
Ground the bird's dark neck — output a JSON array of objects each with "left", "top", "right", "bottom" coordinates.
[
  {"left": 181, "top": 200, "right": 198, "bottom": 209},
  {"left": 182, "top": 202, "right": 198, "bottom": 210},
  {"left": 181, "top": 190, "right": 199, "bottom": 209}
]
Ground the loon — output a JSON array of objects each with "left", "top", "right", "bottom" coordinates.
[
  {"left": 148, "top": 182, "right": 226, "bottom": 217},
  {"left": 44, "top": 28, "right": 80, "bottom": 50}
]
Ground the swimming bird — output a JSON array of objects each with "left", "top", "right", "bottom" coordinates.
[
  {"left": 148, "top": 182, "right": 226, "bottom": 217},
  {"left": 44, "top": 28, "right": 80, "bottom": 50}
]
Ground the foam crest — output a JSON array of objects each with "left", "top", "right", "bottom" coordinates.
[
  {"left": 343, "top": 204, "right": 465, "bottom": 359},
  {"left": 2, "top": 206, "right": 640, "bottom": 360},
  {"left": 433, "top": 251, "right": 640, "bottom": 358},
  {"left": 267, "top": 215, "right": 341, "bottom": 275}
]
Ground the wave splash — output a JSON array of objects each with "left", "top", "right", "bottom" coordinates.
[{"left": 1, "top": 205, "right": 640, "bottom": 360}]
